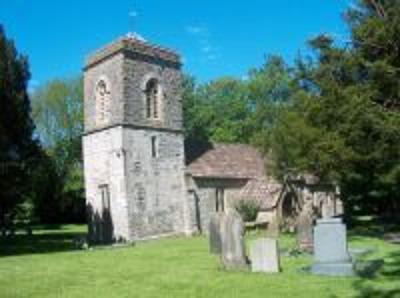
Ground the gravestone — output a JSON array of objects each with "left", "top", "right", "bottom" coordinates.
[
  {"left": 296, "top": 200, "right": 314, "bottom": 252},
  {"left": 249, "top": 238, "right": 280, "bottom": 273},
  {"left": 266, "top": 218, "right": 280, "bottom": 238},
  {"left": 311, "top": 218, "right": 354, "bottom": 276},
  {"left": 220, "top": 210, "right": 248, "bottom": 270},
  {"left": 321, "top": 195, "right": 335, "bottom": 219},
  {"left": 209, "top": 212, "right": 224, "bottom": 254}
]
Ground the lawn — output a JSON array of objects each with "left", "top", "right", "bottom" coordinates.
[{"left": 0, "top": 223, "right": 399, "bottom": 298}]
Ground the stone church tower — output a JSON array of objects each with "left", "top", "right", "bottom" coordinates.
[{"left": 83, "top": 35, "right": 192, "bottom": 243}]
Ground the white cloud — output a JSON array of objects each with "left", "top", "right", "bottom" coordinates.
[{"left": 186, "top": 24, "right": 220, "bottom": 63}]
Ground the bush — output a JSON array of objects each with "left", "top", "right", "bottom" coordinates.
[
  {"left": 13, "top": 201, "right": 36, "bottom": 225},
  {"left": 234, "top": 199, "right": 260, "bottom": 222}
]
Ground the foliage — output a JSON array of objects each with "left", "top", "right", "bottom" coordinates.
[
  {"left": 246, "top": 55, "right": 294, "bottom": 148},
  {"left": 13, "top": 200, "right": 35, "bottom": 225},
  {"left": 0, "top": 25, "right": 39, "bottom": 227},
  {"left": 269, "top": 0, "right": 400, "bottom": 215},
  {"left": 183, "top": 75, "right": 252, "bottom": 144},
  {"left": 182, "top": 56, "right": 293, "bottom": 148},
  {"left": 31, "top": 77, "right": 85, "bottom": 223},
  {"left": 234, "top": 199, "right": 260, "bottom": 222}
]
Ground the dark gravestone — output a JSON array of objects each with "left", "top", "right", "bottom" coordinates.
[
  {"left": 296, "top": 200, "right": 314, "bottom": 252},
  {"left": 220, "top": 210, "right": 248, "bottom": 270},
  {"left": 209, "top": 212, "right": 224, "bottom": 254}
]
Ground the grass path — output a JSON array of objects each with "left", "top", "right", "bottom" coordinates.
[{"left": 0, "top": 225, "right": 399, "bottom": 298}]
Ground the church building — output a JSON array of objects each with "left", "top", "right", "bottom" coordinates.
[{"left": 83, "top": 35, "right": 342, "bottom": 243}]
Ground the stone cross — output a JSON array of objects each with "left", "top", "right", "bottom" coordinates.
[
  {"left": 249, "top": 238, "right": 280, "bottom": 273},
  {"left": 220, "top": 210, "right": 248, "bottom": 270}
]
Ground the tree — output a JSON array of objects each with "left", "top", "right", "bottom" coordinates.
[
  {"left": 182, "top": 58, "right": 294, "bottom": 163},
  {"left": 31, "top": 77, "right": 85, "bottom": 223},
  {"left": 0, "top": 25, "right": 38, "bottom": 227},
  {"left": 246, "top": 55, "right": 294, "bottom": 149},
  {"left": 182, "top": 75, "right": 253, "bottom": 162},
  {"left": 270, "top": 0, "right": 400, "bottom": 215}
]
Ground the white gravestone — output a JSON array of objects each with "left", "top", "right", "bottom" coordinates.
[
  {"left": 249, "top": 238, "right": 280, "bottom": 273},
  {"left": 311, "top": 218, "right": 354, "bottom": 276}
]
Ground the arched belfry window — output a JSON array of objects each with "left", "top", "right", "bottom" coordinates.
[
  {"left": 95, "top": 78, "right": 111, "bottom": 125},
  {"left": 145, "top": 78, "right": 161, "bottom": 119}
]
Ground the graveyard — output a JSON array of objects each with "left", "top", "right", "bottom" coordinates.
[
  {"left": 0, "top": 219, "right": 399, "bottom": 298},
  {"left": 1, "top": 1, "right": 400, "bottom": 297}
]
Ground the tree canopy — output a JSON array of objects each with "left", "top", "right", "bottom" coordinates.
[
  {"left": 269, "top": 0, "right": 400, "bottom": 214},
  {"left": 31, "top": 77, "right": 85, "bottom": 223}
]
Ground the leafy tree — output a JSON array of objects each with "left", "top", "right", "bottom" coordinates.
[
  {"left": 182, "top": 58, "right": 294, "bottom": 162},
  {"left": 246, "top": 55, "right": 294, "bottom": 149},
  {"left": 185, "top": 76, "right": 252, "bottom": 144},
  {"left": 0, "top": 25, "right": 38, "bottom": 227},
  {"left": 31, "top": 77, "right": 85, "bottom": 223},
  {"left": 183, "top": 75, "right": 254, "bottom": 162}
]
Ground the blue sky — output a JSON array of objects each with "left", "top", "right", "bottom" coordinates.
[{"left": 0, "top": 0, "right": 350, "bottom": 90}]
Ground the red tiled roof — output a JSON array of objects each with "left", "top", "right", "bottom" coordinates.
[{"left": 186, "top": 143, "right": 266, "bottom": 179}]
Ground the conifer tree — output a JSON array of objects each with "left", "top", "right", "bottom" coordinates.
[{"left": 0, "top": 25, "right": 37, "bottom": 226}]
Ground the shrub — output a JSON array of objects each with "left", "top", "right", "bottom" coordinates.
[{"left": 234, "top": 198, "right": 260, "bottom": 222}]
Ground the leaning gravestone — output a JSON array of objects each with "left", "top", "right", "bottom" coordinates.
[
  {"left": 209, "top": 212, "right": 224, "bottom": 254},
  {"left": 296, "top": 200, "right": 314, "bottom": 252},
  {"left": 311, "top": 218, "right": 354, "bottom": 276},
  {"left": 249, "top": 238, "right": 280, "bottom": 273},
  {"left": 220, "top": 210, "right": 248, "bottom": 270}
]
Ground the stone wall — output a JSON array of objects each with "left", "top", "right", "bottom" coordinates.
[
  {"left": 187, "top": 177, "right": 248, "bottom": 233},
  {"left": 84, "top": 53, "right": 125, "bottom": 133},
  {"left": 83, "top": 127, "right": 130, "bottom": 242},
  {"left": 122, "top": 53, "right": 183, "bottom": 132},
  {"left": 123, "top": 128, "right": 188, "bottom": 239},
  {"left": 83, "top": 36, "right": 190, "bottom": 243},
  {"left": 84, "top": 39, "right": 183, "bottom": 134}
]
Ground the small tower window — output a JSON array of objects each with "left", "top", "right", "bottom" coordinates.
[
  {"left": 99, "top": 184, "right": 110, "bottom": 211},
  {"left": 145, "top": 78, "right": 161, "bottom": 119},
  {"left": 95, "top": 79, "right": 111, "bottom": 125},
  {"left": 151, "top": 136, "right": 158, "bottom": 158}
]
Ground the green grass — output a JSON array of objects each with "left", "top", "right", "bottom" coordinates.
[{"left": 0, "top": 224, "right": 399, "bottom": 298}]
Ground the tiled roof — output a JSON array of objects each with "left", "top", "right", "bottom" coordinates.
[
  {"left": 239, "top": 178, "right": 283, "bottom": 210},
  {"left": 186, "top": 143, "right": 266, "bottom": 179}
]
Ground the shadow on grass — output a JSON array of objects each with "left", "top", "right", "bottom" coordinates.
[
  {"left": 353, "top": 250, "right": 400, "bottom": 298},
  {"left": 348, "top": 216, "right": 400, "bottom": 240},
  {"left": 0, "top": 229, "right": 86, "bottom": 257}
]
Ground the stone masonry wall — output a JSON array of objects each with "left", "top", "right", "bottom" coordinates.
[
  {"left": 122, "top": 53, "right": 183, "bottom": 131},
  {"left": 83, "top": 127, "right": 130, "bottom": 242},
  {"left": 124, "top": 128, "right": 187, "bottom": 239},
  {"left": 188, "top": 178, "right": 248, "bottom": 234},
  {"left": 84, "top": 53, "right": 125, "bottom": 132},
  {"left": 83, "top": 37, "right": 190, "bottom": 242}
]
